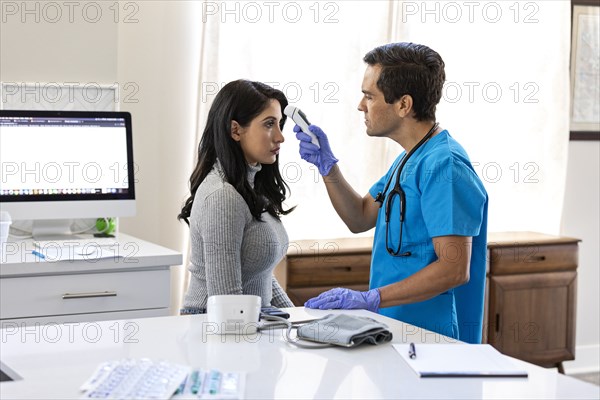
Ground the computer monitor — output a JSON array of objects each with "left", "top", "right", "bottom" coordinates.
[{"left": 0, "top": 110, "right": 135, "bottom": 239}]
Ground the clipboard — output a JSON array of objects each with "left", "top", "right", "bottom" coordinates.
[{"left": 394, "top": 344, "right": 528, "bottom": 378}]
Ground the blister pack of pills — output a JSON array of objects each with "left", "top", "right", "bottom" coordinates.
[{"left": 80, "top": 358, "right": 190, "bottom": 399}]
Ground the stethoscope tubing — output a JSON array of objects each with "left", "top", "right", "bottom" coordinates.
[{"left": 375, "top": 122, "right": 439, "bottom": 256}]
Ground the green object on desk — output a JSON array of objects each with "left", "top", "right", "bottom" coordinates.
[{"left": 95, "top": 218, "right": 116, "bottom": 235}]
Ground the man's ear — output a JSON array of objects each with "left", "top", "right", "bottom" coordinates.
[
  {"left": 231, "top": 120, "right": 242, "bottom": 141},
  {"left": 395, "top": 94, "right": 413, "bottom": 118}
]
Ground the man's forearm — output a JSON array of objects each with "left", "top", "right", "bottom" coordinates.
[
  {"left": 378, "top": 236, "right": 472, "bottom": 307},
  {"left": 378, "top": 261, "right": 468, "bottom": 307}
]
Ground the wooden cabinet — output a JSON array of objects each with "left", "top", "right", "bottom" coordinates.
[
  {"left": 486, "top": 232, "right": 579, "bottom": 372},
  {"left": 279, "top": 237, "right": 373, "bottom": 305},
  {"left": 280, "top": 232, "right": 580, "bottom": 371}
]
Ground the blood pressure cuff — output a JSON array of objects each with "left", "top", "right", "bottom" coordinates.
[{"left": 296, "top": 314, "right": 393, "bottom": 348}]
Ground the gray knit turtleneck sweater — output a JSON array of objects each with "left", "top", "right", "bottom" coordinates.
[{"left": 182, "top": 161, "right": 293, "bottom": 310}]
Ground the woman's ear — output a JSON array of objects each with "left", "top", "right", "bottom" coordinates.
[{"left": 231, "top": 120, "right": 242, "bottom": 141}]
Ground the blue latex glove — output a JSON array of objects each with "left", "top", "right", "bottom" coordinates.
[
  {"left": 294, "top": 124, "right": 338, "bottom": 176},
  {"left": 304, "top": 287, "right": 381, "bottom": 313}
]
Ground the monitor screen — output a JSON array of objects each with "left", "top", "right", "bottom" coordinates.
[{"left": 0, "top": 110, "right": 135, "bottom": 238}]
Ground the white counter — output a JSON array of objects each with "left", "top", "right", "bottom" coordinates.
[{"left": 0, "top": 308, "right": 598, "bottom": 399}]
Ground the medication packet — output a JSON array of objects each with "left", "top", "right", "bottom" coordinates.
[{"left": 172, "top": 369, "right": 245, "bottom": 399}]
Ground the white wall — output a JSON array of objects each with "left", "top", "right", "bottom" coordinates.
[
  {"left": 115, "top": 2, "right": 200, "bottom": 311},
  {"left": 1, "top": 1, "right": 598, "bottom": 373},
  {"left": 115, "top": 2, "right": 199, "bottom": 245},
  {"left": 562, "top": 140, "right": 600, "bottom": 374},
  {"left": 0, "top": 4, "right": 117, "bottom": 82}
]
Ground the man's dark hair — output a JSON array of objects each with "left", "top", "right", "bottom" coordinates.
[{"left": 363, "top": 42, "right": 445, "bottom": 122}]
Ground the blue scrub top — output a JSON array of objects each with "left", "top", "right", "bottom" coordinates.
[{"left": 368, "top": 130, "right": 488, "bottom": 343}]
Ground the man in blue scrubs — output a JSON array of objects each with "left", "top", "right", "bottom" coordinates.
[{"left": 297, "top": 42, "right": 488, "bottom": 343}]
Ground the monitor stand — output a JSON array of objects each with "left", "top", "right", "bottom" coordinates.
[{"left": 31, "top": 219, "right": 83, "bottom": 241}]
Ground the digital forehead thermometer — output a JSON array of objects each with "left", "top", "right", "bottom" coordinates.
[{"left": 284, "top": 105, "right": 320, "bottom": 148}]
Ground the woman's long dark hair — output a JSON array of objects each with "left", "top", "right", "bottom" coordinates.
[{"left": 178, "top": 80, "right": 294, "bottom": 225}]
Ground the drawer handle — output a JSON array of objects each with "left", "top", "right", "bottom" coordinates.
[
  {"left": 529, "top": 255, "right": 546, "bottom": 262},
  {"left": 332, "top": 266, "right": 353, "bottom": 272},
  {"left": 62, "top": 291, "right": 117, "bottom": 300}
]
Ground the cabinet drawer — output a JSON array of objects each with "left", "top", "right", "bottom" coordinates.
[
  {"left": 489, "top": 243, "right": 578, "bottom": 275},
  {"left": 287, "top": 254, "right": 371, "bottom": 287},
  {"left": 0, "top": 270, "right": 170, "bottom": 319}
]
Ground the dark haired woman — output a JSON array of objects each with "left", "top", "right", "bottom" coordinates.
[{"left": 178, "top": 80, "right": 294, "bottom": 314}]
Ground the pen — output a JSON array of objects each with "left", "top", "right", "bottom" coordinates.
[
  {"left": 174, "top": 374, "right": 188, "bottom": 395},
  {"left": 31, "top": 250, "right": 45, "bottom": 260},
  {"left": 409, "top": 342, "right": 417, "bottom": 359}
]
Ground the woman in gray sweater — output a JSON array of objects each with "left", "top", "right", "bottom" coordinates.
[{"left": 178, "top": 80, "right": 295, "bottom": 314}]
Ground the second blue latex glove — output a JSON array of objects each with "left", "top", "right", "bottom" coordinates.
[
  {"left": 294, "top": 124, "right": 338, "bottom": 176},
  {"left": 304, "top": 287, "right": 381, "bottom": 313}
]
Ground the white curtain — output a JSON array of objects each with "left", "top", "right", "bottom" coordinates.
[
  {"left": 192, "top": 0, "right": 571, "bottom": 241},
  {"left": 388, "top": 0, "right": 571, "bottom": 234}
]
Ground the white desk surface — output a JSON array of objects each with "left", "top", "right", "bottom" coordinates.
[
  {"left": 0, "top": 233, "right": 182, "bottom": 276},
  {"left": 0, "top": 308, "right": 598, "bottom": 399}
]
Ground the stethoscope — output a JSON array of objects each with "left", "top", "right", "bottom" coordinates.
[{"left": 374, "top": 122, "right": 439, "bottom": 257}]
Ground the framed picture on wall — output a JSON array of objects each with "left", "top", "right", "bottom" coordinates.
[{"left": 570, "top": 0, "right": 600, "bottom": 140}]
